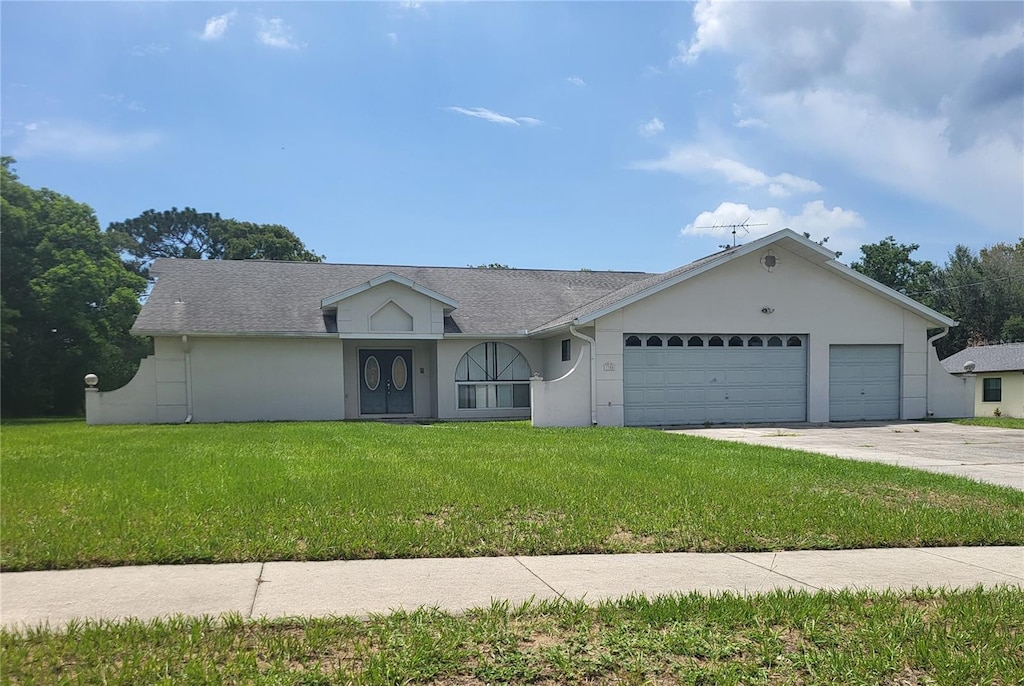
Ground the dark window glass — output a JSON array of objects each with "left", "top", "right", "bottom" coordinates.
[
  {"left": 787, "top": 336, "right": 802, "bottom": 347},
  {"left": 729, "top": 336, "right": 744, "bottom": 347},
  {"left": 983, "top": 378, "right": 1002, "bottom": 402},
  {"left": 709, "top": 336, "right": 724, "bottom": 347},
  {"left": 768, "top": 336, "right": 783, "bottom": 347},
  {"left": 647, "top": 335, "right": 663, "bottom": 347},
  {"left": 668, "top": 336, "right": 683, "bottom": 347},
  {"left": 688, "top": 336, "right": 704, "bottom": 347},
  {"left": 625, "top": 335, "right": 641, "bottom": 347},
  {"left": 748, "top": 336, "right": 763, "bottom": 347},
  {"left": 561, "top": 339, "right": 571, "bottom": 362}
]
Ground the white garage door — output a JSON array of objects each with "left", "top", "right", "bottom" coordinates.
[
  {"left": 623, "top": 334, "right": 807, "bottom": 426},
  {"left": 829, "top": 345, "right": 901, "bottom": 421}
]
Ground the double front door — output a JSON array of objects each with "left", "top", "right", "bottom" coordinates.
[{"left": 359, "top": 349, "right": 413, "bottom": 415}]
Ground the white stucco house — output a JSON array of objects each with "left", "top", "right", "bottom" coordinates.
[
  {"left": 86, "top": 229, "right": 974, "bottom": 426},
  {"left": 942, "top": 343, "right": 1024, "bottom": 419}
]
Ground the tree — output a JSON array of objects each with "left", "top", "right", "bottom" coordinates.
[
  {"left": 927, "top": 240, "right": 1024, "bottom": 358},
  {"left": 1, "top": 159, "right": 149, "bottom": 416},
  {"left": 850, "top": 236, "right": 935, "bottom": 301},
  {"left": 107, "top": 207, "right": 322, "bottom": 277}
]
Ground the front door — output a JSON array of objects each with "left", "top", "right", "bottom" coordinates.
[{"left": 360, "top": 349, "right": 413, "bottom": 415}]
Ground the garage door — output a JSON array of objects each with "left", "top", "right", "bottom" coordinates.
[
  {"left": 829, "top": 345, "right": 901, "bottom": 421},
  {"left": 623, "top": 334, "right": 807, "bottom": 426}
]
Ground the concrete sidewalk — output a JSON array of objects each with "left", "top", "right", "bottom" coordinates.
[{"left": 3, "top": 547, "right": 1022, "bottom": 630}]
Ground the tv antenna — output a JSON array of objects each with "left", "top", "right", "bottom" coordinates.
[{"left": 694, "top": 218, "right": 768, "bottom": 249}]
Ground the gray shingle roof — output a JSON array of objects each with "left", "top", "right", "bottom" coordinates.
[
  {"left": 532, "top": 249, "right": 733, "bottom": 332},
  {"left": 941, "top": 343, "right": 1024, "bottom": 374},
  {"left": 132, "top": 259, "right": 654, "bottom": 336}
]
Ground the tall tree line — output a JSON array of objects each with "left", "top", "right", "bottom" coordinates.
[
  {"left": 1, "top": 159, "right": 321, "bottom": 416},
  {"left": 851, "top": 236, "right": 1024, "bottom": 358}
]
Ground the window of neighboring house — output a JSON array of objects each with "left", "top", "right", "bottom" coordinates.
[
  {"left": 983, "top": 377, "right": 1002, "bottom": 403},
  {"left": 456, "top": 342, "right": 531, "bottom": 409},
  {"left": 561, "top": 339, "right": 571, "bottom": 362}
]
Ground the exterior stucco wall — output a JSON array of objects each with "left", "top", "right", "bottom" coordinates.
[
  {"left": 975, "top": 371, "right": 1024, "bottom": 418},
  {"left": 188, "top": 337, "right": 344, "bottom": 422},
  {"left": 927, "top": 347, "right": 974, "bottom": 418},
  {"left": 531, "top": 342, "right": 592, "bottom": 427},
  {"left": 342, "top": 339, "right": 437, "bottom": 419},
  {"left": 592, "top": 246, "right": 939, "bottom": 425},
  {"left": 436, "top": 338, "right": 544, "bottom": 420},
  {"left": 336, "top": 282, "right": 446, "bottom": 336},
  {"left": 85, "top": 336, "right": 189, "bottom": 424},
  {"left": 542, "top": 334, "right": 584, "bottom": 380}
]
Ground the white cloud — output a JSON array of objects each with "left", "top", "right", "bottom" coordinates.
[
  {"left": 257, "top": 17, "right": 302, "bottom": 49},
  {"left": 130, "top": 43, "right": 169, "bottom": 57},
  {"left": 10, "top": 121, "right": 160, "bottom": 159},
  {"left": 735, "top": 118, "right": 767, "bottom": 129},
  {"left": 444, "top": 107, "right": 543, "bottom": 127},
  {"left": 639, "top": 117, "right": 665, "bottom": 137},
  {"left": 201, "top": 10, "right": 236, "bottom": 41},
  {"left": 385, "top": 32, "right": 398, "bottom": 46},
  {"left": 683, "top": 200, "right": 865, "bottom": 254},
  {"left": 676, "top": 1, "right": 1023, "bottom": 233},
  {"left": 632, "top": 146, "right": 821, "bottom": 197},
  {"left": 567, "top": 75, "right": 586, "bottom": 87}
]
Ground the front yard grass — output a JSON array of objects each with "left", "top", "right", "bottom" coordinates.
[
  {"left": 954, "top": 416, "right": 1024, "bottom": 429},
  {"left": 2, "top": 420, "right": 1022, "bottom": 571},
  {"left": 3, "top": 587, "right": 1022, "bottom": 684}
]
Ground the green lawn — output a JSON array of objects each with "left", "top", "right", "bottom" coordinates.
[
  {"left": 2, "top": 420, "right": 1022, "bottom": 571},
  {"left": 3, "top": 587, "right": 1022, "bottom": 685},
  {"left": 953, "top": 416, "right": 1024, "bottom": 429}
]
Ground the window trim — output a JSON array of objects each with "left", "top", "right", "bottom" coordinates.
[{"left": 982, "top": 377, "right": 1002, "bottom": 403}]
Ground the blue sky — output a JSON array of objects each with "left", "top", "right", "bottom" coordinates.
[{"left": 3, "top": 1, "right": 1022, "bottom": 272}]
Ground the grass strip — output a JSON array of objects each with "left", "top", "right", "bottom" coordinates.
[
  {"left": 2, "top": 421, "right": 1023, "bottom": 571},
  {"left": 3, "top": 587, "right": 1022, "bottom": 685},
  {"left": 953, "top": 417, "right": 1024, "bottom": 430}
]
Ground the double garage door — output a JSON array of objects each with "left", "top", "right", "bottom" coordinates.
[
  {"left": 623, "top": 334, "right": 807, "bottom": 426},
  {"left": 623, "top": 337, "right": 902, "bottom": 426}
]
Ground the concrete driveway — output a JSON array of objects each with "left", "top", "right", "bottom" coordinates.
[{"left": 671, "top": 422, "right": 1024, "bottom": 490}]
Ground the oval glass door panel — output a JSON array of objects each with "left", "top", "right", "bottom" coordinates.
[
  {"left": 364, "top": 356, "right": 380, "bottom": 391},
  {"left": 392, "top": 355, "right": 408, "bottom": 391}
]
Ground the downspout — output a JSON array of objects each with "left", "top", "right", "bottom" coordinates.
[
  {"left": 182, "top": 334, "right": 193, "bottom": 423},
  {"left": 925, "top": 327, "right": 949, "bottom": 417},
  {"left": 569, "top": 325, "right": 597, "bottom": 426}
]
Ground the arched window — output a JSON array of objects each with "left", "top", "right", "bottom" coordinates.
[
  {"left": 787, "top": 336, "right": 802, "bottom": 347},
  {"left": 456, "top": 342, "right": 531, "bottom": 409},
  {"left": 647, "top": 335, "right": 663, "bottom": 347},
  {"left": 668, "top": 336, "right": 684, "bottom": 347},
  {"left": 748, "top": 336, "right": 763, "bottom": 347},
  {"left": 768, "top": 336, "right": 783, "bottom": 347},
  {"left": 688, "top": 336, "right": 704, "bottom": 347},
  {"left": 625, "top": 335, "right": 642, "bottom": 347},
  {"left": 709, "top": 336, "right": 724, "bottom": 347},
  {"left": 728, "top": 336, "right": 744, "bottom": 347}
]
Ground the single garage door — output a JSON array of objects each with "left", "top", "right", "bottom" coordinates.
[
  {"left": 623, "top": 334, "right": 807, "bottom": 426},
  {"left": 829, "top": 345, "right": 901, "bottom": 421}
]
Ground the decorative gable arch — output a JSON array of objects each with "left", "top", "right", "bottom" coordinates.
[{"left": 369, "top": 300, "right": 414, "bottom": 332}]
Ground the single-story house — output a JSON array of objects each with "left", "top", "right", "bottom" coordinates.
[
  {"left": 942, "top": 342, "right": 1024, "bottom": 418},
  {"left": 86, "top": 229, "right": 974, "bottom": 426}
]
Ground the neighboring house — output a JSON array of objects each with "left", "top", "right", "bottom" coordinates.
[
  {"left": 942, "top": 343, "right": 1024, "bottom": 418},
  {"left": 86, "top": 229, "right": 973, "bottom": 426}
]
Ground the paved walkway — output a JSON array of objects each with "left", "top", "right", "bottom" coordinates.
[
  {"left": 671, "top": 422, "right": 1024, "bottom": 490},
  {"left": 3, "top": 547, "right": 1022, "bottom": 630}
]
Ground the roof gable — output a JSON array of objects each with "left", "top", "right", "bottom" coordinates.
[
  {"left": 532, "top": 229, "right": 956, "bottom": 332},
  {"left": 321, "top": 271, "right": 458, "bottom": 310}
]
